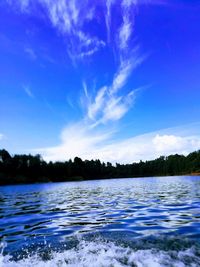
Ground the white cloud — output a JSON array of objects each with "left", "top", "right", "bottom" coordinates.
[
  {"left": 87, "top": 86, "right": 107, "bottom": 121},
  {"left": 118, "top": 0, "right": 137, "bottom": 52},
  {"left": 24, "top": 47, "right": 37, "bottom": 60},
  {"left": 42, "top": 0, "right": 72, "bottom": 33},
  {"left": 111, "top": 60, "right": 133, "bottom": 94},
  {"left": 82, "top": 81, "right": 89, "bottom": 99},
  {"left": 100, "top": 90, "right": 136, "bottom": 124},
  {"left": 37, "top": 123, "right": 200, "bottom": 163},
  {"left": 86, "top": 85, "right": 137, "bottom": 126},
  {"left": 119, "top": 18, "right": 132, "bottom": 50},
  {"left": 86, "top": 56, "right": 142, "bottom": 125},
  {"left": 0, "top": 134, "right": 4, "bottom": 141},
  {"left": 8, "top": 0, "right": 141, "bottom": 63},
  {"left": 8, "top": 0, "right": 143, "bottom": 134},
  {"left": 8, "top": 0, "right": 30, "bottom": 11},
  {"left": 37, "top": 122, "right": 114, "bottom": 162},
  {"left": 153, "top": 134, "right": 187, "bottom": 154},
  {"left": 102, "top": 97, "right": 128, "bottom": 122},
  {"left": 37, "top": 0, "right": 105, "bottom": 60},
  {"left": 66, "top": 96, "right": 75, "bottom": 109},
  {"left": 105, "top": 0, "right": 115, "bottom": 42},
  {"left": 23, "top": 85, "right": 34, "bottom": 98},
  {"left": 78, "top": 44, "right": 104, "bottom": 59},
  {"left": 122, "top": 0, "right": 138, "bottom": 7},
  {"left": 9, "top": 0, "right": 163, "bottom": 164},
  {"left": 9, "top": 0, "right": 144, "bottom": 123},
  {"left": 8, "top": 0, "right": 105, "bottom": 60}
]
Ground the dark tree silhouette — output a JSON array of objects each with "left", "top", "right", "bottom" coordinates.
[{"left": 0, "top": 149, "right": 200, "bottom": 185}]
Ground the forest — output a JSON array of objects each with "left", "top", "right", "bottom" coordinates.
[{"left": 0, "top": 149, "right": 200, "bottom": 185}]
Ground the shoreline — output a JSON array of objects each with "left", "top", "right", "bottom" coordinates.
[
  {"left": 0, "top": 173, "right": 200, "bottom": 187},
  {"left": 1, "top": 149, "right": 200, "bottom": 186}
]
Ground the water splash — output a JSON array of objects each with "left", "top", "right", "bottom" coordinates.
[{"left": 0, "top": 239, "right": 200, "bottom": 267}]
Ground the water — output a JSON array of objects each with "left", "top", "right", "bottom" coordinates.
[{"left": 0, "top": 176, "right": 200, "bottom": 266}]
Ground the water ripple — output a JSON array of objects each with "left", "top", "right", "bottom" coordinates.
[{"left": 0, "top": 176, "right": 200, "bottom": 249}]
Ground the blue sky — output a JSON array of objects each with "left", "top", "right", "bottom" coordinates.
[{"left": 0, "top": 0, "right": 200, "bottom": 163}]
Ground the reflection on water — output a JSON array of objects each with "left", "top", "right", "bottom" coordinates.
[{"left": 0, "top": 176, "right": 200, "bottom": 266}]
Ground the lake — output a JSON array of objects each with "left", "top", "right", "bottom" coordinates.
[{"left": 0, "top": 176, "right": 200, "bottom": 266}]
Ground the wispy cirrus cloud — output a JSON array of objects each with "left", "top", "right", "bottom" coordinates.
[
  {"left": 8, "top": 0, "right": 156, "bottom": 162},
  {"left": 85, "top": 54, "right": 144, "bottom": 126},
  {"left": 13, "top": 0, "right": 143, "bottom": 126},
  {"left": 8, "top": 0, "right": 200, "bottom": 163},
  {"left": 10, "top": 0, "right": 142, "bottom": 123},
  {"left": 80, "top": 0, "right": 144, "bottom": 127},
  {"left": 119, "top": 0, "right": 137, "bottom": 51},
  {"left": 8, "top": 0, "right": 105, "bottom": 60},
  {"left": 24, "top": 47, "right": 37, "bottom": 60},
  {"left": 105, "top": 0, "right": 115, "bottom": 43},
  {"left": 38, "top": 0, "right": 105, "bottom": 60},
  {"left": 23, "top": 85, "right": 34, "bottom": 98},
  {"left": 86, "top": 84, "right": 138, "bottom": 127}
]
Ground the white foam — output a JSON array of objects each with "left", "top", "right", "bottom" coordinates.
[{"left": 0, "top": 240, "right": 199, "bottom": 267}]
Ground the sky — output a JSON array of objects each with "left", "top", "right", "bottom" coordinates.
[{"left": 0, "top": 0, "right": 200, "bottom": 163}]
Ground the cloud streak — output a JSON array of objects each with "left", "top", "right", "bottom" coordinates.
[
  {"left": 37, "top": 123, "right": 200, "bottom": 163},
  {"left": 8, "top": 0, "right": 164, "bottom": 163},
  {"left": 23, "top": 85, "right": 34, "bottom": 98},
  {"left": 38, "top": 0, "right": 106, "bottom": 60},
  {"left": 24, "top": 47, "right": 37, "bottom": 60}
]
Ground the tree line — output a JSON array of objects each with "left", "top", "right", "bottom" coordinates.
[{"left": 0, "top": 149, "right": 200, "bottom": 185}]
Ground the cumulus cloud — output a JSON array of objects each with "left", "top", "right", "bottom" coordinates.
[{"left": 153, "top": 134, "right": 187, "bottom": 154}]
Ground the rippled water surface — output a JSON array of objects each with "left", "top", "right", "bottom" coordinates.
[{"left": 0, "top": 176, "right": 200, "bottom": 266}]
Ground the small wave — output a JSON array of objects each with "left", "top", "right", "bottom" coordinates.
[{"left": 1, "top": 240, "right": 200, "bottom": 267}]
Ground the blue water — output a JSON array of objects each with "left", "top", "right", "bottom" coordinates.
[{"left": 0, "top": 176, "right": 200, "bottom": 266}]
